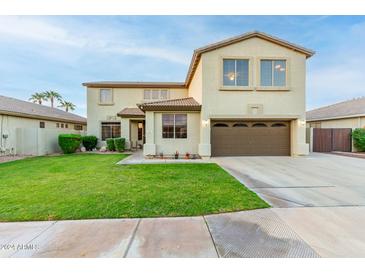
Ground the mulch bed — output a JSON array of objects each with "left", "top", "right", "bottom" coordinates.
[{"left": 0, "top": 155, "right": 28, "bottom": 164}]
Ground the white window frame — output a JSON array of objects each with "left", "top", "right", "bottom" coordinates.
[
  {"left": 220, "top": 56, "right": 253, "bottom": 91},
  {"left": 257, "top": 58, "right": 290, "bottom": 91},
  {"left": 162, "top": 113, "right": 187, "bottom": 139},
  {"left": 99, "top": 88, "right": 114, "bottom": 105},
  {"left": 143, "top": 89, "right": 170, "bottom": 101}
]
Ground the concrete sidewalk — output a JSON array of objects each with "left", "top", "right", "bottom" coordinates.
[{"left": 2, "top": 207, "right": 365, "bottom": 258}]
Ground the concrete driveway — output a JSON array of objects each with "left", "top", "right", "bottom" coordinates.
[
  {"left": 213, "top": 153, "right": 365, "bottom": 207},
  {"left": 1, "top": 153, "right": 365, "bottom": 258},
  {"left": 212, "top": 153, "right": 365, "bottom": 257}
]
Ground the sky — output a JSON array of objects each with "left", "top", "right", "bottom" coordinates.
[{"left": 0, "top": 15, "right": 365, "bottom": 117}]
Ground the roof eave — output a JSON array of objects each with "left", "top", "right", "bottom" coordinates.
[
  {"left": 117, "top": 113, "right": 146, "bottom": 118},
  {"left": 139, "top": 106, "right": 201, "bottom": 112},
  {"left": 307, "top": 113, "right": 365, "bottom": 122},
  {"left": 82, "top": 82, "right": 187, "bottom": 89},
  {"left": 0, "top": 110, "right": 87, "bottom": 125}
]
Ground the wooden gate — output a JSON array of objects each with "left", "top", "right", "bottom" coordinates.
[{"left": 313, "top": 128, "right": 352, "bottom": 152}]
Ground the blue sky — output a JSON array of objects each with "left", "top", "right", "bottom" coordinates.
[{"left": 0, "top": 16, "right": 365, "bottom": 117}]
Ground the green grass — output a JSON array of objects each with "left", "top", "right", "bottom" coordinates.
[{"left": 0, "top": 154, "right": 269, "bottom": 221}]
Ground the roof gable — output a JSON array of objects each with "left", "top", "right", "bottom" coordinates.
[{"left": 185, "top": 31, "right": 315, "bottom": 86}]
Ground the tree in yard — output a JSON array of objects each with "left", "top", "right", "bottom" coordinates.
[
  {"left": 44, "top": 90, "right": 62, "bottom": 108},
  {"left": 58, "top": 100, "right": 76, "bottom": 112},
  {"left": 29, "top": 92, "right": 46, "bottom": 104}
]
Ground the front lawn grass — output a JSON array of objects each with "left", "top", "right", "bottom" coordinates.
[{"left": 0, "top": 154, "right": 269, "bottom": 221}]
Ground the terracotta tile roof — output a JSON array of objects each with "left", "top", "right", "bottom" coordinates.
[
  {"left": 83, "top": 31, "right": 315, "bottom": 89},
  {"left": 117, "top": 107, "right": 145, "bottom": 118},
  {"left": 0, "top": 95, "right": 87, "bottom": 124},
  {"left": 138, "top": 97, "right": 201, "bottom": 111},
  {"left": 306, "top": 97, "right": 365, "bottom": 121}
]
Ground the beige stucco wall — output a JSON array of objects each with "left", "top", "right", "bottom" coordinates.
[
  {"left": 188, "top": 59, "right": 203, "bottom": 104},
  {"left": 143, "top": 111, "right": 200, "bottom": 156},
  {"left": 0, "top": 114, "right": 85, "bottom": 155},
  {"left": 195, "top": 37, "right": 308, "bottom": 156},
  {"left": 87, "top": 87, "right": 188, "bottom": 146},
  {"left": 309, "top": 117, "right": 365, "bottom": 129}
]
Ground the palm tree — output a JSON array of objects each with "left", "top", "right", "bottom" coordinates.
[
  {"left": 58, "top": 100, "right": 76, "bottom": 112},
  {"left": 29, "top": 92, "right": 46, "bottom": 104},
  {"left": 44, "top": 90, "right": 62, "bottom": 108}
]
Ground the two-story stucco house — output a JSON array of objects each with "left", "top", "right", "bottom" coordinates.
[{"left": 84, "top": 31, "right": 314, "bottom": 158}]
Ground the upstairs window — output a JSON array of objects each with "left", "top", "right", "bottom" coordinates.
[
  {"left": 39, "top": 121, "right": 45, "bottom": 128},
  {"left": 99, "top": 88, "right": 113, "bottom": 104},
  {"left": 162, "top": 114, "right": 187, "bottom": 139},
  {"left": 260, "top": 60, "right": 287, "bottom": 87},
  {"left": 223, "top": 59, "right": 249, "bottom": 87},
  {"left": 144, "top": 89, "right": 170, "bottom": 100}
]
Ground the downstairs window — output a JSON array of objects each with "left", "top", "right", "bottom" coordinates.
[
  {"left": 162, "top": 114, "right": 187, "bottom": 139},
  {"left": 101, "top": 122, "right": 121, "bottom": 140}
]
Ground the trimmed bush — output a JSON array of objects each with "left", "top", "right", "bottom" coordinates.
[
  {"left": 106, "top": 138, "right": 115, "bottom": 151},
  {"left": 58, "top": 134, "right": 81, "bottom": 154},
  {"left": 352, "top": 128, "right": 365, "bottom": 152},
  {"left": 82, "top": 135, "right": 98, "bottom": 151},
  {"left": 114, "top": 137, "right": 126, "bottom": 152}
]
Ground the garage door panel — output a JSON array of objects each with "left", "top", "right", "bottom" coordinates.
[{"left": 211, "top": 121, "right": 290, "bottom": 156}]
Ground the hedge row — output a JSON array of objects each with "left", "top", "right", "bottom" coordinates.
[
  {"left": 58, "top": 134, "right": 82, "bottom": 154},
  {"left": 82, "top": 135, "right": 98, "bottom": 151},
  {"left": 106, "top": 137, "right": 125, "bottom": 152},
  {"left": 58, "top": 134, "right": 126, "bottom": 154},
  {"left": 353, "top": 128, "right": 365, "bottom": 152}
]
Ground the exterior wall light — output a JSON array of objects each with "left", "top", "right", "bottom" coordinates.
[{"left": 202, "top": 120, "right": 209, "bottom": 127}]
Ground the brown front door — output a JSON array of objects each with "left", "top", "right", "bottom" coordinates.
[{"left": 211, "top": 121, "right": 290, "bottom": 156}]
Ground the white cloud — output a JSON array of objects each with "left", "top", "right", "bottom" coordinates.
[
  {"left": 0, "top": 16, "right": 84, "bottom": 47},
  {"left": 0, "top": 16, "right": 188, "bottom": 64}
]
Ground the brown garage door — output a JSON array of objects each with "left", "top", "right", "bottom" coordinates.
[{"left": 211, "top": 121, "right": 290, "bottom": 156}]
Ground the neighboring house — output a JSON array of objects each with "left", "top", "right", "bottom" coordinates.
[
  {"left": 0, "top": 95, "right": 87, "bottom": 155},
  {"left": 306, "top": 97, "right": 365, "bottom": 129},
  {"left": 84, "top": 31, "right": 314, "bottom": 157}
]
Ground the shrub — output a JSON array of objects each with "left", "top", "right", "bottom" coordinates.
[
  {"left": 58, "top": 134, "right": 81, "bottom": 154},
  {"left": 106, "top": 138, "right": 115, "bottom": 151},
  {"left": 114, "top": 137, "right": 126, "bottom": 152},
  {"left": 82, "top": 135, "right": 98, "bottom": 151},
  {"left": 352, "top": 128, "right": 365, "bottom": 152}
]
